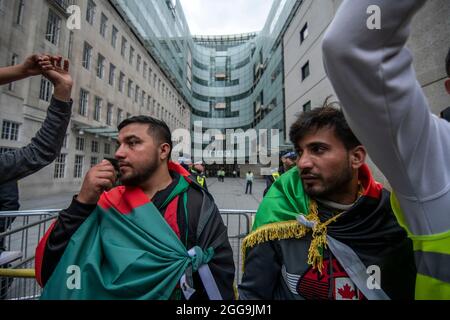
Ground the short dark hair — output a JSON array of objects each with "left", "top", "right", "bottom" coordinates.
[
  {"left": 289, "top": 100, "right": 361, "bottom": 151},
  {"left": 118, "top": 116, "right": 173, "bottom": 152},
  {"left": 446, "top": 47, "right": 450, "bottom": 77}
]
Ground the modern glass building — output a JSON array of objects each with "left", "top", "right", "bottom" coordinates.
[{"left": 112, "top": 0, "right": 303, "bottom": 171}]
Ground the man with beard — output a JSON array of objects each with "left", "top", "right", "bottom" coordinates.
[
  {"left": 35, "top": 116, "right": 235, "bottom": 300},
  {"left": 238, "top": 106, "right": 416, "bottom": 300}
]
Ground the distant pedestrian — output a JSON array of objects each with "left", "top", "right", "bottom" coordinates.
[
  {"left": 218, "top": 169, "right": 225, "bottom": 182},
  {"left": 245, "top": 171, "right": 253, "bottom": 195}
]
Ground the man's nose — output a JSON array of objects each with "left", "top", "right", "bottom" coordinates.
[
  {"left": 297, "top": 153, "right": 313, "bottom": 170},
  {"left": 115, "top": 144, "right": 126, "bottom": 159}
]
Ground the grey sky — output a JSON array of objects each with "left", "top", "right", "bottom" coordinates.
[{"left": 179, "top": 0, "right": 274, "bottom": 36}]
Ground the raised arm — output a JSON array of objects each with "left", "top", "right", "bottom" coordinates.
[
  {"left": 0, "top": 56, "right": 73, "bottom": 183},
  {"left": 322, "top": 0, "right": 450, "bottom": 235}
]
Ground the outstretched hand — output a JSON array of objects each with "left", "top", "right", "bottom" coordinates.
[
  {"left": 38, "top": 55, "right": 73, "bottom": 102},
  {"left": 41, "top": 55, "right": 73, "bottom": 89}
]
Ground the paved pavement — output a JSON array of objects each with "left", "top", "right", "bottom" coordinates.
[
  {"left": 19, "top": 177, "right": 267, "bottom": 211},
  {"left": 207, "top": 177, "right": 265, "bottom": 211}
]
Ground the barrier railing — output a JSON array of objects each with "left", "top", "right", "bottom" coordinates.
[
  {"left": 0, "top": 208, "right": 256, "bottom": 300},
  {"left": 0, "top": 210, "right": 59, "bottom": 300}
]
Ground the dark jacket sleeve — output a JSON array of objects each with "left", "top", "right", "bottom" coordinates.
[
  {"left": 0, "top": 97, "right": 72, "bottom": 184},
  {"left": 201, "top": 204, "right": 235, "bottom": 300},
  {"left": 238, "top": 241, "right": 281, "bottom": 300},
  {"left": 39, "top": 197, "right": 96, "bottom": 286},
  {"left": 187, "top": 188, "right": 236, "bottom": 300}
]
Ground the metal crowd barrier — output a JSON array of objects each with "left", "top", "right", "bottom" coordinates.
[
  {"left": 0, "top": 210, "right": 59, "bottom": 300},
  {"left": 0, "top": 209, "right": 255, "bottom": 300}
]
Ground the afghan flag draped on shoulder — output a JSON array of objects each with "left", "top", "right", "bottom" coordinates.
[
  {"left": 39, "top": 173, "right": 216, "bottom": 300},
  {"left": 243, "top": 164, "right": 402, "bottom": 273},
  {"left": 243, "top": 166, "right": 312, "bottom": 256}
]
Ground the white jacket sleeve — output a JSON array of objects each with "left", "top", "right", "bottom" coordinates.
[{"left": 322, "top": 0, "right": 450, "bottom": 235}]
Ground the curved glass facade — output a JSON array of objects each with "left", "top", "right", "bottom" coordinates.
[
  {"left": 191, "top": 33, "right": 255, "bottom": 130},
  {"left": 112, "top": 0, "right": 302, "bottom": 144}
]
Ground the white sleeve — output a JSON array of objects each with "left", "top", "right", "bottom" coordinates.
[{"left": 322, "top": 0, "right": 450, "bottom": 235}]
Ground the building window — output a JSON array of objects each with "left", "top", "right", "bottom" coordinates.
[
  {"left": 136, "top": 54, "right": 141, "bottom": 72},
  {"left": 97, "top": 54, "right": 105, "bottom": 79},
  {"left": 300, "top": 23, "right": 308, "bottom": 44},
  {"left": 79, "top": 89, "right": 89, "bottom": 116},
  {"left": 100, "top": 13, "right": 108, "bottom": 38},
  {"left": 8, "top": 54, "right": 19, "bottom": 91},
  {"left": 143, "top": 62, "right": 147, "bottom": 79},
  {"left": 127, "top": 80, "right": 133, "bottom": 98},
  {"left": 39, "top": 77, "right": 53, "bottom": 102},
  {"left": 75, "top": 137, "right": 85, "bottom": 151},
  {"left": 82, "top": 42, "right": 92, "bottom": 70},
  {"left": 303, "top": 101, "right": 312, "bottom": 112},
  {"left": 141, "top": 91, "right": 145, "bottom": 107},
  {"left": 111, "top": 25, "right": 118, "bottom": 48},
  {"left": 63, "top": 134, "right": 69, "bottom": 149},
  {"left": 45, "top": 9, "right": 61, "bottom": 45},
  {"left": 301, "top": 61, "right": 310, "bottom": 81},
  {"left": 119, "top": 72, "right": 125, "bottom": 93},
  {"left": 86, "top": 0, "right": 96, "bottom": 25},
  {"left": 106, "top": 103, "right": 113, "bottom": 126},
  {"left": 129, "top": 46, "right": 135, "bottom": 65},
  {"left": 121, "top": 37, "right": 127, "bottom": 57},
  {"left": 135, "top": 85, "right": 139, "bottom": 103},
  {"left": 68, "top": 31, "right": 74, "bottom": 59},
  {"left": 16, "top": 0, "right": 24, "bottom": 25},
  {"left": 53, "top": 154, "right": 66, "bottom": 179},
  {"left": 147, "top": 95, "right": 151, "bottom": 111},
  {"left": 117, "top": 108, "right": 123, "bottom": 126},
  {"left": 74, "top": 155, "right": 84, "bottom": 178},
  {"left": 104, "top": 143, "right": 111, "bottom": 155},
  {"left": 94, "top": 96, "right": 102, "bottom": 122},
  {"left": 109, "top": 63, "right": 116, "bottom": 86},
  {"left": 91, "top": 140, "right": 99, "bottom": 153},
  {"left": 0, "top": 147, "right": 15, "bottom": 154},
  {"left": 1, "top": 121, "right": 19, "bottom": 141},
  {"left": 90, "top": 156, "right": 98, "bottom": 168}
]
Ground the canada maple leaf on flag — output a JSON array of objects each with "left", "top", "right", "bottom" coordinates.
[{"left": 337, "top": 282, "right": 357, "bottom": 300}]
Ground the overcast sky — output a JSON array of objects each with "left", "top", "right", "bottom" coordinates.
[{"left": 179, "top": 0, "right": 274, "bottom": 36}]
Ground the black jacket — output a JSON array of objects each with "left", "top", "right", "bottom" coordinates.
[
  {"left": 38, "top": 171, "right": 235, "bottom": 300},
  {"left": 239, "top": 189, "right": 416, "bottom": 300},
  {"left": 0, "top": 97, "right": 72, "bottom": 184}
]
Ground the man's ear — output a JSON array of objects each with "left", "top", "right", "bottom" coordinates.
[
  {"left": 160, "top": 143, "right": 171, "bottom": 161},
  {"left": 445, "top": 79, "right": 450, "bottom": 95},
  {"left": 349, "top": 146, "right": 366, "bottom": 170}
]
